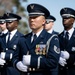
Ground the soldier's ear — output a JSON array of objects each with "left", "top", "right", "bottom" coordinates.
[{"left": 72, "top": 18, "right": 75, "bottom": 23}]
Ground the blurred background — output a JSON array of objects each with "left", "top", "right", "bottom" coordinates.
[{"left": 0, "top": 0, "right": 75, "bottom": 34}]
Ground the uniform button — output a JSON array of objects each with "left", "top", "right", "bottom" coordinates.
[
  {"left": 6, "top": 48, "right": 8, "bottom": 50},
  {"left": 33, "top": 68, "right": 35, "bottom": 71},
  {"left": 29, "top": 68, "right": 31, "bottom": 71}
]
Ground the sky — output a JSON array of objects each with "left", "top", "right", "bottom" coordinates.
[{"left": 25, "top": 0, "right": 75, "bottom": 33}]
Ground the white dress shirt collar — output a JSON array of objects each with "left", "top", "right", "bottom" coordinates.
[
  {"left": 47, "top": 28, "right": 53, "bottom": 34},
  {"left": 2, "top": 29, "right": 8, "bottom": 34},
  {"left": 32, "top": 29, "right": 43, "bottom": 37},
  {"left": 64, "top": 27, "right": 74, "bottom": 39},
  {"left": 31, "top": 29, "right": 43, "bottom": 42},
  {"left": 6, "top": 29, "right": 17, "bottom": 42},
  {"left": 10, "top": 29, "right": 17, "bottom": 35}
]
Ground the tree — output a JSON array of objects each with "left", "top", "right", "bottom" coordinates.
[{"left": 0, "top": 0, "right": 29, "bottom": 34}]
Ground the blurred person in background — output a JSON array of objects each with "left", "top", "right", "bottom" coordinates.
[
  {"left": 44, "top": 14, "right": 59, "bottom": 75},
  {"left": 0, "top": 14, "right": 8, "bottom": 75},
  {"left": 44, "top": 15, "right": 59, "bottom": 35},
  {"left": 0, "top": 13, "right": 25, "bottom": 75}
]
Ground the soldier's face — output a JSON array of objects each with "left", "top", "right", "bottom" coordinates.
[
  {"left": 6, "top": 21, "right": 17, "bottom": 31},
  {"left": 44, "top": 21, "right": 54, "bottom": 31},
  {"left": 0, "top": 23, "right": 7, "bottom": 31},
  {"left": 62, "top": 17, "right": 75, "bottom": 30},
  {"left": 29, "top": 15, "right": 46, "bottom": 32}
]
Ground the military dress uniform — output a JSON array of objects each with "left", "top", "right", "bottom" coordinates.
[
  {"left": 0, "top": 14, "right": 8, "bottom": 75},
  {"left": 26, "top": 4, "right": 60, "bottom": 75},
  {"left": 12, "top": 3, "right": 60, "bottom": 75},
  {"left": 59, "top": 28, "right": 75, "bottom": 75},
  {"left": 0, "top": 13, "right": 25, "bottom": 75},
  {"left": 0, "top": 31, "right": 24, "bottom": 75},
  {"left": 46, "top": 15, "right": 59, "bottom": 75},
  {"left": 25, "top": 3, "right": 60, "bottom": 75},
  {"left": 49, "top": 33, "right": 59, "bottom": 75},
  {"left": 24, "top": 29, "right": 60, "bottom": 75},
  {"left": 12, "top": 31, "right": 60, "bottom": 75},
  {"left": 45, "top": 15, "right": 59, "bottom": 75},
  {"left": 58, "top": 7, "right": 75, "bottom": 75}
]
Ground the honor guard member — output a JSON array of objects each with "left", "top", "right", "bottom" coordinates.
[
  {"left": 0, "top": 14, "right": 8, "bottom": 66},
  {"left": 12, "top": 3, "right": 60, "bottom": 75},
  {"left": 58, "top": 7, "right": 75, "bottom": 75},
  {"left": 44, "top": 15, "right": 59, "bottom": 35},
  {"left": 0, "top": 13, "right": 27, "bottom": 75},
  {"left": 44, "top": 15, "right": 59, "bottom": 75},
  {"left": 0, "top": 14, "right": 8, "bottom": 75}
]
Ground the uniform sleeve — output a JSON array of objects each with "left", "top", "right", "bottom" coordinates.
[
  {"left": 12, "top": 37, "right": 28, "bottom": 67},
  {"left": 30, "top": 35, "right": 60, "bottom": 69}
]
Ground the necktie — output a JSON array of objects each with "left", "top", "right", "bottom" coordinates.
[
  {"left": 7, "top": 32, "right": 11, "bottom": 45},
  {"left": 65, "top": 31, "right": 69, "bottom": 45},
  {"left": 32, "top": 34, "right": 37, "bottom": 43}
]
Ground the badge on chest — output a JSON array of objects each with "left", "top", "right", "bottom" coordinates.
[
  {"left": 72, "top": 47, "right": 75, "bottom": 51},
  {"left": 35, "top": 44, "right": 46, "bottom": 55},
  {"left": 13, "top": 45, "right": 17, "bottom": 50}
]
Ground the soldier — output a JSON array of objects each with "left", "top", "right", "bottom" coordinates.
[
  {"left": 0, "top": 14, "right": 8, "bottom": 75},
  {"left": 0, "top": 14, "right": 8, "bottom": 66},
  {"left": 44, "top": 15, "right": 59, "bottom": 35},
  {"left": 12, "top": 3, "right": 60, "bottom": 75},
  {"left": 44, "top": 14, "right": 59, "bottom": 75},
  {"left": 58, "top": 7, "right": 75, "bottom": 75},
  {"left": 0, "top": 13, "right": 27, "bottom": 75}
]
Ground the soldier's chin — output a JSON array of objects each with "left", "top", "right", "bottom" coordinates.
[
  {"left": 63, "top": 24, "right": 68, "bottom": 28},
  {"left": 63, "top": 24, "right": 68, "bottom": 27}
]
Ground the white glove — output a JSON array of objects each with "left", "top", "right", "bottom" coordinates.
[
  {"left": 16, "top": 61, "right": 28, "bottom": 72},
  {"left": 0, "top": 58, "right": 6, "bottom": 65},
  {"left": 22, "top": 55, "right": 31, "bottom": 66},
  {"left": 0, "top": 52, "right": 6, "bottom": 59},
  {"left": 59, "top": 57, "right": 67, "bottom": 66},
  {"left": 61, "top": 51, "right": 70, "bottom": 59}
]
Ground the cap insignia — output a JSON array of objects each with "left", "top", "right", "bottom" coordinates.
[
  {"left": 64, "top": 8, "right": 67, "bottom": 12},
  {"left": 30, "top": 5, "right": 34, "bottom": 9},
  {"left": 6, "top": 13, "right": 9, "bottom": 16}
]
